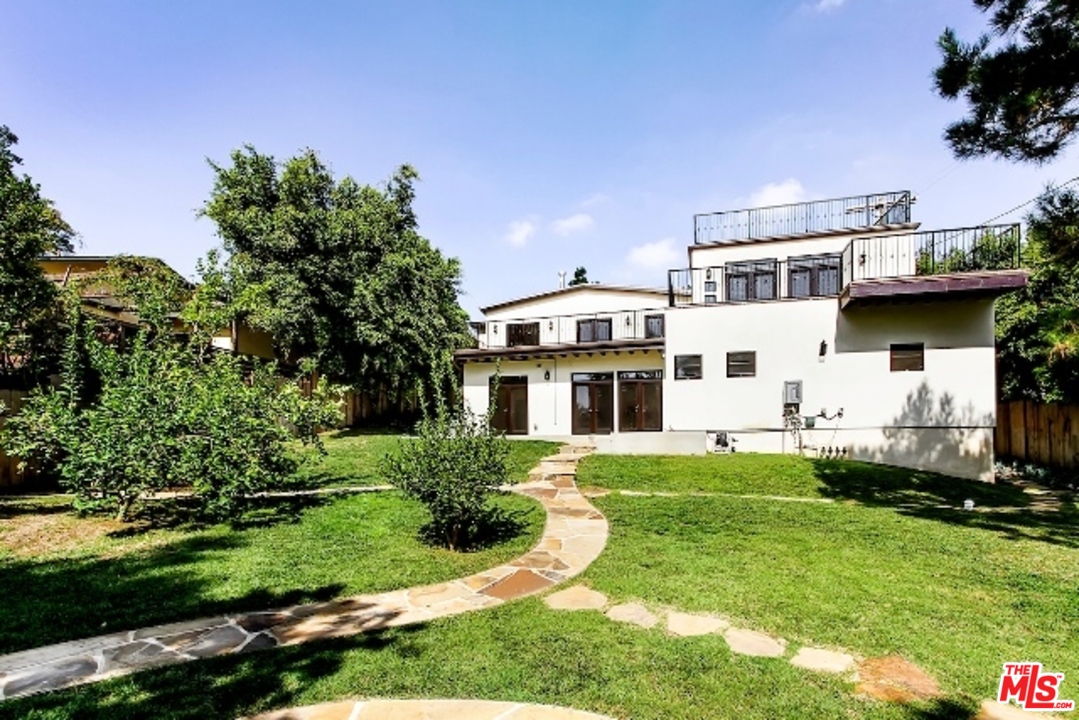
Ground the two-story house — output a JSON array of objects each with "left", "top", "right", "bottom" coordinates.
[{"left": 456, "top": 191, "right": 1028, "bottom": 481}]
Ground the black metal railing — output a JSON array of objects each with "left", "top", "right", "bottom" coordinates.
[
  {"left": 693, "top": 191, "right": 913, "bottom": 244},
  {"left": 670, "top": 223, "right": 1022, "bottom": 307},
  {"left": 474, "top": 309, "right": 667, "bottom": 349}
]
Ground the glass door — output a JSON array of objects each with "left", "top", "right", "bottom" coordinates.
[
  {"left": 618, "top": 370, "right": 663, "bottom": 431},
  {"left": 571, "top": 373, "right": 614, "bottom": 435}
]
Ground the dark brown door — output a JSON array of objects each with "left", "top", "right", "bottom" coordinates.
[
  {"left": 618, "top": 371, "right": 663, "bottom": 431},
  {"left": 571, "top": 373, "right": 613, "bottom": 435},
  {"left": 490, "top": 376, "right": 528, "bottom": 435}
]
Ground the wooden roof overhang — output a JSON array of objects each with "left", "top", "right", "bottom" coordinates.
[
  {"left": 454, "top": 337, "right": 664, "bottom": 363},
  {"left": 839, "top": 270, "right": 1029, "bottom": 310}
]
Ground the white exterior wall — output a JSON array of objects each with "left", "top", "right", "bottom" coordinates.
[
  {"left": 462, "top": 351, "right": 664, "bottom": 435},
  {"left": 687, "top": 227, "right": 916, "bottom": 268},
  {"left": 663, "top": 298, "right": 998, "bottom": 480}
]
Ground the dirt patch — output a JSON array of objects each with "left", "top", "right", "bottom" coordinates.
[
  {"left": 0, "top": 512, "right": 128, "bottom": 558},
  {"left": 856, "top": 655, "right": 942, "bottom": 703}
]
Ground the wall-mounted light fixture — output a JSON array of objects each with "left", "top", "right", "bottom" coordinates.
[
  {"left": 625, "top": 315, "right": 633, "bottom": 326},
  {"left": 706, "top": 268, "right": 713, "bottom": 280},
  {"left": 819, "top": 339, "right": 828, "bottom": 362},
  {"left": 493, "top": 325, "right": 498, "bottom": 334},
  {"left": 548, "top": 320, "right": 554, "bottom": 331},
  {"left": 544, "top": 369, "right": 551, "bottom": 381}
]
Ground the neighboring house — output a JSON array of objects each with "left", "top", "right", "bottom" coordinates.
[
  {"left": 456, "top": 191, "right": 1028, "bottom": 481},
  {"left": 38, "top": 255, "right": 276, "bottom": 360}
]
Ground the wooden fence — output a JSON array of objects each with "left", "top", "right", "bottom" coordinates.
[{"left": 996, "top": 400, "right": 1079, "bottom": 469}]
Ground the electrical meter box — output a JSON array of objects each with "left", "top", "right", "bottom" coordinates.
[{"left": 783, "top": 380, "right": 803, "bottom": 405}]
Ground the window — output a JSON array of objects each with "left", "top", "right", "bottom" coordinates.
[
  {"left": 726, "top": 351, "right": 756, "bottom": 377},
  {"left": 644, "top": 314, "right": 665, "bottom": 339},
  {"left": 674, "top": 354, "right": 703, "bottom": 380},
  {"left": 577, "top": 318, "right": 612, "bottom": 343},
  {"left": 788, "top": 254, "right": 842, "bottom": 298},
  {"left": 890, "top": 343, "right": 924, "bottom": 372},
  {"left": 726, "top": 260, "right": 777, "bottom": 302},
  {"left": 507, "top": 322, "right": 539, "bottom": 347}
]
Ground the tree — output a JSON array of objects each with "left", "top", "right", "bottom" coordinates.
[
  {"left": 201, "top": 147, "right": 470, "bottom": 414},
  {"left": 934, "top": 1, "right": 1079, "bottom": 162},
  {"left": 0, "top": 125, "right": 76, "bottom": 386},
  {"left": 995, "top": 186, "right": 1079, "bottom": 403},
  {"left": 568, "top": 266, "right": 590, "bottom": 286}
]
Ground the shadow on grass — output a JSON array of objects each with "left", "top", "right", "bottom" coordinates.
[
  {"left": 0, "top": 527, "right": 345, "bottom": 656},
  {"left": 108, "top": 493, "right": 335, "bottom": 536},
  {"left": 907, "top": 697, "right": 982, "bottom": 719},
  {"left": 0, "top": 631, "right": 420, "bottom": 720},
  {"left": 812, "top": 459, "right": 1079, "bottom": 549},
  {"left": 417, "top": 503, "right": 533, "bottom": 553}
]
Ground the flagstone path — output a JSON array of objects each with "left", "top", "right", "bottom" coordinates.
[
  {"left": 246, "top": 698, "right": 616, "bottom": 720},
  {"left": 0, "top": 446, "right": 607, "bottom": 701}
]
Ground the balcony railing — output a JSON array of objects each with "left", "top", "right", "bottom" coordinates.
[
  {"left": 694, "top": 191, "right": 913, "bottom": 244},
  {"left": 669, "top": 223, "right": 1022, "bottom": 307},
  {"left": 471, "top": 309, "right": 666, "bottom": 350}
]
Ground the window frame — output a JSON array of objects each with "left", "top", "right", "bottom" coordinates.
[
  {"left": 890, "top": 343, "right": 925, "bottom": 372},
  {"left": 506, "top": 322, "right": 540, "bottom": 347},
  {"left": 674, "top": 354, "right": 703, "bottom": 380},
  {"left": 725, "top": 259, "right": 777, "bottom": 302},
  {"left": 726, "top": 351, "right": 757, "bottom": 378},
  {"left": 644, "top": 314, "right": 665, "bottom": 339},
  {"left": 787, "top": 253, "right": 842, "bottom": 298},
  {"left": 576, "top": 317, "right": 613, "bottom": 343}
]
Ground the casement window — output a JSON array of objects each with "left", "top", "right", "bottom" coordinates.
[
  {"left": 788, "top": 254, "right": 842, "bottom": 298},
  {"left": 576, "top": 318, "right": 612, "bottom": 343},
  {"left": 674, "top": 354, "right": 703, "bottom": 380},
  {"left": 506, "top": 322, "right": 539, "bottom": 347},
  {"left": 890, "top": 343, "right": 924, "bottom": 372},
  {"left": 726, "top": 351, "right": 756, "bottom": 378},
  {"left": 644, "top": 314, "right": 665, "bottom": 339},
  {"left": 726, "top": 260, "right": 777, "bottom": 302}
]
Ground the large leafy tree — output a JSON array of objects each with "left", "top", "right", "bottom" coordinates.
[
  {"left": 0, "top": 126, "right": 76, "bottom": 386},
  {"left": 201, "top": 147, "right": 470, "bottom": 409},
  {"left": 996, "top": 186, "right": 1079, "bottom": 403},
  {"left": 934, "top": 0, "right": 1079, "bottom": 163}
]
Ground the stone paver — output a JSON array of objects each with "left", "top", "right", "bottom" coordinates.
[
  {"left": 544, "top": 586, "right": 608, "bottom": 611},
  {"left": 605, "top": 603, "right": 658, "bottom": 629},
  {"left": 976, "top": 699, "right": 1068, "bottom": 719},
  {"left": 723, "top": 627, "right": 786, "bottom": 657},
  {"left": 790, "top": 646, "right": 856, "bottom": 674},
  {"left": 246, "top": 698, "right": 617, "bottom": 720},
  {"left": 0, "top": 446, "right": 606, "bottom": 701},
  {"left": 666, "top": 611, "right": 728, "bottom": 637}
]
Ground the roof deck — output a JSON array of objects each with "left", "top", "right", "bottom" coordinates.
[{"left": 694, "top": 190, "right": 914, "bottom": 245}]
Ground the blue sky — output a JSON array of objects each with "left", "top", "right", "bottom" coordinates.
[{"left": 4, "top": 0, "right": 1078, "bottom": 315}]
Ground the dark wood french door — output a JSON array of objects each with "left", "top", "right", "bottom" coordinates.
[
  {"left": 490, "top": 376, "right": 528, "bottom": 435},
  {"left": 571, "top": 373, "right": 613, "bottom": 435},
  {"left": 618, "top": 371, "right": 663, "bottom": 431}
]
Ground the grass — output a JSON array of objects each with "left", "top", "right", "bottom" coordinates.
[
  {"left": 3, "top": 452, "right": 1075, "bottom": 718},
  {"left": 295, "top": 431, "right": 558, "bottom": 488},
  {"left": 0, "top": 600, "right": 972, "bottom": 720}
]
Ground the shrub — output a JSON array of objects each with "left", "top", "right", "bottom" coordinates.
[{"left": 383, "top": 410, "right": 509, "bottom": 551}]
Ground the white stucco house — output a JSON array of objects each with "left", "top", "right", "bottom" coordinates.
[{"left": 456, "top": 191, "right": 1028, "bottom": 481}]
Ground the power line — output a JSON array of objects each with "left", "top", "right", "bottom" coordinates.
[{"left": 979, "top": 175, "right": 1079, "bottom": 226}]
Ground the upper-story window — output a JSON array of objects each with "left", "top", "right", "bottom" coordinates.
[
  {"left": 577, "top": 318, "right": 612, "bottom": 343},
  {"left": 645, "top": 314, "right": 665, "bottom": 339},
  {"left": 726, "top": 260, "right": 777, "bottom": 302},
  {"left": 507, "top": 322, "right": 539, "bottom": 347},
  {"left": 788, "top": 254, "right": 842, "bottom": 298}
]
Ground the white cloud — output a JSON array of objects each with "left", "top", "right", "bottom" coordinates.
[
  {"left": 551, "top": 212, "right": 594, "bottom": 236},
  {"left": 813, "top": 0, "right": 845, "bottom": 11},
  {"left": 505, "top": 219, "right": 536, "bottom": 246},
  {"left": 580, "top": 193, "right": 610, "bottom": 208},
  {"left": 627, "top": 237, "right": 681, "bottom": 270},
  {"left": 748, "top": 178, "right": 808, "bottom": 208}
]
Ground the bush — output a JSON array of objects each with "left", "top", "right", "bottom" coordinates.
[
  {"left": 2, "top": 323, "right": 341, "bottom": 521},
  {"left": 383, "top": 410, "right": 509, "bottom": 551}
]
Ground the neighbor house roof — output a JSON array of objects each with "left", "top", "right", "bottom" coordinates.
[{"left": 480, "top": 284, "right": 669, "bottom": 314}]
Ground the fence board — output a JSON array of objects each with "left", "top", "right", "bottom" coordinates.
[{"left": 997, "top": 400, "right": 1079, "bottom": 469}]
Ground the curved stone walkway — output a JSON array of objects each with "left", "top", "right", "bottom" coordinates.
[
  {"left": 0, "top": 446, "right": 607, "bottom": 701},
  {"left": 246, "top": 698, "right": 616, "bottom": 720}
]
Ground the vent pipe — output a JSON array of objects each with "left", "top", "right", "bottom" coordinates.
[{"left": 558, "top": 271, "right": 567, "bottom": 289}]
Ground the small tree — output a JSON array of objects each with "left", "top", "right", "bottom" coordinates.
[
  {"left": 568, "top": 266, "right": 590, "bottom": 286},
  {"left": 382, "top": 408, "right": 509, "bottom": 551}
]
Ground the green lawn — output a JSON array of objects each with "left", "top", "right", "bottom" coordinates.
[
  {"left": 2, "top": 452, "right": 1075, "bottom": 719},
  {"left": 0, "top": 490, "right": 543, "bottom": 655},
  {"left": 295, "top": 431, "right": 559, "bottom": 487}
]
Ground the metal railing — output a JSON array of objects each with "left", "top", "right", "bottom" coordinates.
[
  {"left": 473, "top": 309, "right": 667, "bottom": 349},
  {"left": 670, "top": 223, "right": 1022, "bottom": 307},
  {"left": 694, "top": 191, "right": 913, "bottom": 244}
]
